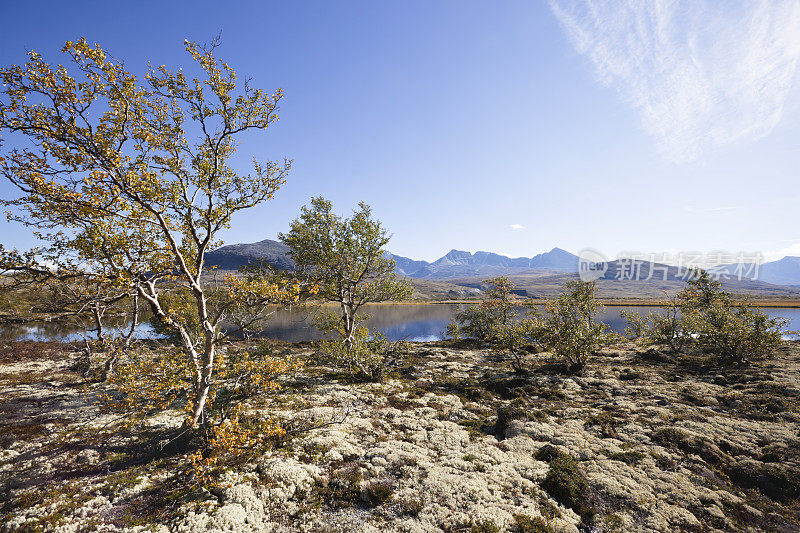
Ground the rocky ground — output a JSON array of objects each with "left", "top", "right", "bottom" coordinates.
[{"left": 1, "top": 339, "right": 799, "bottom": 532}]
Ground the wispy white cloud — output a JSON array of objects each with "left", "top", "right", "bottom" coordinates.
[
  {"left": 549, "top": 0, "right": 800, "bottom": 161},
  {"left": 682, "top": 205, "right": 738, "bottom": 215},
  {"left": 510, "top": 224, "right": 525, "bottom": 230}
]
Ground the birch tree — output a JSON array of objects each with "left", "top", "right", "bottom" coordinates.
[
  {"left": 0, "top": 37, "right": 297, "bottom": 428},
  {"left": 279, "top": 197, "right": 412, "bottom": 349}
]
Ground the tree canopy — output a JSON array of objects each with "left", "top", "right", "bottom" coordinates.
[
  {"left": 279, "top": 197, "right": 412, "bottom": 349},
  {"left": 0, "top": 36, "right": 299, "bottom": 428}
]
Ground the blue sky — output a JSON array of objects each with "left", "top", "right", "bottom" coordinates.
[{"left": 1, "top": 0, "right": 799, "bottom": 262}]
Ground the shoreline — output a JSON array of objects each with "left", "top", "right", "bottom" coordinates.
[{"left": 411, "top": 298, "right": 800, "bottom": 308}]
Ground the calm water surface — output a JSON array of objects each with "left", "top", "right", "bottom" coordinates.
[{"left": 2, "top": 304, "right": 799, "bottom": 342}]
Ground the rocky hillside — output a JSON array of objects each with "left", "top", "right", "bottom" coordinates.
[
  {"left": 2, "top": 339, "right": 799, "bottom": 531},
  {"left": 390, "top": 247, "right": 580, "bottom": 279},
  {"left": 446, "top": 271, "right": 800, "bottom": 299},
  {"left": 205, "top": 239, "right": 294, "bottom": 271},
  {"left": 205, "top": 240, "right": 580, "bottom": 279},
  {"left": 204, "top": 240, "right": 800, "bottom": 297},
  {"left": 752, "top": 257, "right": 800, "bottom": 287}
]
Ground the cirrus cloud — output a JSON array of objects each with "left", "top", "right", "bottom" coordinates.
[{"left": 549, "top": 0, "right": 800, "bottom": 162}]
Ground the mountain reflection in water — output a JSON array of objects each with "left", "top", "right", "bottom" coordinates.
[{"left": 2, "top": 304, "right": 799, "bottom": 342}]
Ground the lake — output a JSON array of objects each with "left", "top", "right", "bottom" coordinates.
[{"left": 2, "top": 304, "right": 799, "bottom": 343}]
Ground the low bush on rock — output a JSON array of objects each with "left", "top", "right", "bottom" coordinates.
[
  {"left": 496, "top": 398, "right": 545, "bottom": 438},
  {"left": 535, "top": 445, "right": 596, "bottom": 522},
  {"left": 583, "top": 411, "right": 620, "bottom": 439},
  {"left": 397, "top": 495, "right": 425, "bottom": 516},
  {"left": 447, "top": 276, "right": 542, "bottom": 372},
  {"left": 470, "top": 519, "right": 501, "bottom": 533},
  {"left": 607, "top": 450, "right": 646, "bottom": 465},
  {"left": 651, "top": 427, "right": 691, "bottom": 448},
  {"left": 512, "top": 514, "right": 555, "bottom": 533},
  {"left": 726, "top": 461, "right": 800, "bottom": 502},
  {"left": 624, "top": 269, "right": 789, "bottom": 365},
  {"left": 539, "top": 280, "right": 615, "bottom": 374},
  {"left": 449, "top": 278, "right": 613, "bottom": 373},
  {"left": 317, "top": 463, "right": 364, "bottom": 507},
  {"left": 363, "top": 478, "right": 396, "bottom": 506}
]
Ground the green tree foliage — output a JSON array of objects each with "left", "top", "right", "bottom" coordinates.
[
  {"left": 540, "top": 280, "right": 612, "bottom": 373},
  {"left": 621, "top": 291, "right": 685, "bottom": 352},
  {"left": 279, "top": 197, "right": 412, "bottom": 378},
  {"left": 447, "top": 276, "right": 541, "bottom": 371},
  {"left": 448, "top": 278, "right": 612, "bottom": 373},
  {"left": 0, "top": 37, "right": 301, "bottom": 429},
  {"left": 681, "top": 270, "right": 787, "bottom": 364},
  {"left": 448, "top": 276, "right": 516, "bottom": 341},
  {"left": 315, "top": 313, "right": 408, "bottom": 381},
  {"left": 625, "top": 269, "right": 789, "bottom": 364}
]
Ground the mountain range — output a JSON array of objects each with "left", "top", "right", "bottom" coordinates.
[
  {"left": 205, "top": 238, "right": 800, "bottom": 289},
  {"left": 749, "top": 256, "right": 800, "bottom": 287},
  {"left": 206, "top": 239, "right": 294, "bottom": 271},
  {"left": 387, "top": 247, "right": 579, "bottom": 279}
]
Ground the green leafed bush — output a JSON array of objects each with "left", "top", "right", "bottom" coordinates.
[
  {"left": 539, "top": 281, "right": 614, "bottom": 373},
  {"left": 621, "top": 291, "right": 685, "bottom": 351},
  {"left": 449, "top": 278, "right": 613, "bottom": 373},
  {"left": 316, "top": 311, "right": 408, "bottom": 381},
  {"left": 535, "top": 444, "right": 595, "bottom": 521},
  {"left": 447, "top": 276, "right": 542, "bottom": 372},
  {"left": 624, "top": 269, "right": 789, "bottom": 365}
]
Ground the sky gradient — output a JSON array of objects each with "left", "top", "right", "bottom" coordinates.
[{"left": 1, "top": 0, "right": 799, "bottom": 262}]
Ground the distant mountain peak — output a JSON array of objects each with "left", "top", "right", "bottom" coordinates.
[
  {"left": 205, "top": 238, "right": 293, "bottom": 271},
  {"left": 203, "top": 239, "right": 800, "bottom": 287},
  {"left": 204, "top": 238, "right": 800, "bottom": 289}
]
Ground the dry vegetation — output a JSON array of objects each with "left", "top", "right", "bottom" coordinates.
[{"left": 2, "top": 337, "right": 799, "bottom": 532}]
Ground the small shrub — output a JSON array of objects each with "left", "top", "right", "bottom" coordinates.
[
  {"left": 363, "top": 478, "right": 395, "bottom": 506},
  {"left": 540, "top": 281, "right": 613, "bottom": 373},
  {"left": 316, "top": 313, "right": 408, "bottom": 381},
  {"left": 583, "top": 411, "right": 619, "bottom": 439},
  {"left": 624, "top": 270, "right": 790, "bottom": 365},
  {"left": 651, "top": 427, "right": 690, "bottom": 448},
  {"left": 470, "top": 519, "right": 501, "bottom": 533},
  {"left": 447, "top": 277, "right": 542, "bottom": 372},
  {"left": 726, "top": 462, "right": 800, "bottom": 501},
  {"left": 622, "top": 290, "right": 686, "bottom": 351},
  {"left": 535, "top": 444, "right": 564, "bottom": 463},
  {"left": 398, "top": 495, "right": 424, "bottom": 516},
  {"left": 496, "top": 398, "right": 537, "bottom": 438},
  {"left": 687, "top": 299, "right": 787, "bottom": 365},
  {"left": 280, "top": 196, "right": 413, "bottom": 378},
  {"left": 512, "top": 514, "right": 555, "bottom": 533},
  {"left": 448, "top": 277, "right": 516, "bottom": 341},
  {"left": 601, "top": 512, "right": 625, "bottom": 532},
  {"left": 535, "top": 445, "right": 595, "bottom": 521},
  {"left": 320, "top": 464, "right": 363, "bottom": 506},
  {"left": 458, "top": 417, "right": 494, "bottom": 439},
  {"left": 607, "top": 450, "right": 645, "bottom": 465}
]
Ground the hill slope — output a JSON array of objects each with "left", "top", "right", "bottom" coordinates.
[
  {"left": 204, "top": 240, "right": 800, "bottom": 298},
  {"left": 205, "top": 239, "right": 294, "bottom": 271}
]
